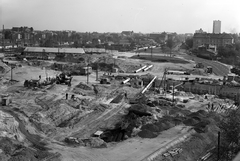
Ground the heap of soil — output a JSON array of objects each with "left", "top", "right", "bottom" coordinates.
[
  {"left": 181, "top": 109, "right": 192, "bottom": 115},
  {"left": 188, "top": 112, "right": 205, "bottom": 118},
  {"left": 141, "top": 124, "right": 160, "bottom": 132},
  {"left": 138, "top": 129, "right": 158, "bottom": 138},
  {"left": 155, "top": 118, "right": 175, "bottom": 131},
  {"left": 110, "top": 93, "right": 125, "bottom": 103},
  {"left": 82, "top": 137, "right": 107, "bottom": 148},
  {"left": 196, "top": 110, "right": 208, "bottom": 117},
  {"left": 129, "top": 104, "right": 152, "bottom": 116},
  {"left": 76, "top": 82, "right": 92, "bottom": 90},
  {"left": 183, "top": 118, "right": 200, "bottom": 126},
  {"left": 172, "top": 117, "right": 184, "bottom": 125}
]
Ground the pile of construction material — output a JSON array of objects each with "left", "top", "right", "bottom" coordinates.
[{"left": 134, "top": 64, "right": 153, "bottom": 73}]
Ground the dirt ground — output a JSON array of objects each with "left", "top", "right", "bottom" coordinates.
[
  {"left": 0, "top": 49, "right": 230, "bottom": 161},
  {"left": 48, "top": 125, "right": 192, "bottom": 161}
]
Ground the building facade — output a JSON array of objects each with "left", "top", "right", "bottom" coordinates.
[
  {"left": 213, "top": 20, "right": 221, "bottom": 34},
  {"left": 195, "top": 28, "right": 205, "bottom": 33},
  {"left": 193, "top": 33, "right": 234, "bottom": 49}
]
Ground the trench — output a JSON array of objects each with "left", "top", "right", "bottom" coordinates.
[
  {"left": 1, "top": 109, "right": 50, "bottom": 151},
  {"left": 100, "top": 128, "right": 126, "bottom": 142},
  {"left": 99, "top": 110, "right": 152, "bottom": 143}
]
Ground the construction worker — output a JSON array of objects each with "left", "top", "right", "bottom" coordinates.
[
  {"left": 125, "top": 92, "right": 127, "bottom": 99},
  {"left": 71, "top": 94, "right": 75, "bottom": 100},
  {"left": 66, "top": 93, "right": 68, "bottom": 100}
]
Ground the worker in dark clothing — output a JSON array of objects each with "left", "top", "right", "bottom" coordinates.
[
  {"left": 66, "top": 93, "right": 68, "bottom": 100},
  {"left": 71, "top": 94, "right": 75, "bottom": 100},
  {"left": 125, "top": 92, "right": 127, "bottom": 99},
  {"left": 39, "top": 75, "right": 41, "bottom": 79}
]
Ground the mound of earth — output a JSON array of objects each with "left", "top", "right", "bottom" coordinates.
[
  {"left": 76, "top": 82, "right": 92, "bottom": 90},
  {"left": 196, "top": 109, "right": 208, "bottom": 116},
  {"left": 82, "top": 137, "right": 107, "bottom": 148},
  {"left": 141, "top": 124, "right": 160, "bottom": 132},
  {"left": 183, "top": 118, "right": 200, "bottom": 126},
  {"left": 172, "top": 117, "right": 184, "bottom": 125},
  {"left": 188, "top": 111, "right": 205, "bottom": 118},
  {"left": 138, "top": 129, "right": 158, "bottom": 138},
  {"left": 110, "top": 93, "right": 125, "bottom": 103},
  {"left": 155, "top": 119, "right": 175, "bottom": 131},
  {"left": 129, "top": 104, "right": 152, "bottom": 116}
]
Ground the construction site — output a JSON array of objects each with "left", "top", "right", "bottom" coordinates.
[{"left": 0, "top": 47, "right": 239, "bottom": 161}]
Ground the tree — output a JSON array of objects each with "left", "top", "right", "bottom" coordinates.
[
  {"left": 72, "top": 41, "right": 80, "bottom": 48},
  {"left": 166, "top": 38, "right": 174, "bottom": 57},
  {"left": 218, "top": 46, "right": 238, "bottom": 58},
  {"left": 4, "top": 30, "right": 12, "bottom": 39},
  {"left": 235, "top": 42, "right": 240, "bottom": 52},
  {"left": 217, "top": 108, "right": 240, "bottom": 160},
  {"left": 185, "top": 38, "right": 193, "bottom": 49},
  {"left": 40, "top": 38, "right": 58, "bottom": 47}
]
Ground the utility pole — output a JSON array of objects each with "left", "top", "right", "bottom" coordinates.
[
  {"left": 2, "top": 25, "right": 4, "bottom": 52},
  {"left": 217, "top": 131, "right": 220, "bottom": 161},
  {"left": 87, "top": 58, "right": 89, "bottom": 84},
  {"left": 10, "top": 65, "right": 14, "bottom": 81},
  {"left": 151, "top": 46, "right": 153, "bottom": 59},
  {"left": 172, "top": 82, "right": 175, "bottom": 104},
  {"left": 96, "top": 62, "right": 98, "bottom": 81}
]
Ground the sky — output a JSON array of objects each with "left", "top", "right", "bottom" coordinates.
[{"left": 0, "top": 0, "right": 240, "bottom": 33}]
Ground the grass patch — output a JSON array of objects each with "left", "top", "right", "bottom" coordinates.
[{"left": 131, "top": 55, "right": 189, "bottom": 64}]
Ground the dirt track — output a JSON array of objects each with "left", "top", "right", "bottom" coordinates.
[{"left": 48, "top": 125, "right": 192, "bottom": 161}]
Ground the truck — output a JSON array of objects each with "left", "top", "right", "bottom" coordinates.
[
  {"left": 206, "top": 66, "right": 213, "bottom": 74},
  {"left": 56, "top": 73, "right": 72, "bottom": 85}
]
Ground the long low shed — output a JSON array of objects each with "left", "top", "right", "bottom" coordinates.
[{"left": 24, "top": 47, "right": 85, "bottom": 54}]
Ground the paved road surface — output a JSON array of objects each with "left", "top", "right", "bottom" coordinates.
[{"left": 181, "top": 54, "right": 230, "bottom": 76}]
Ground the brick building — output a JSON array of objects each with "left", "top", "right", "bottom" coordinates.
[{"left": 193, "top": 33, "right": 234, "bottom": 49}]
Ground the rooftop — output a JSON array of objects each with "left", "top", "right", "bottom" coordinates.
[
  {"left": 24, "top": 47, "right": 85, "bottom": 54},
  {"left": 193, "top": 33, "right": 233, "bottom": 39}
]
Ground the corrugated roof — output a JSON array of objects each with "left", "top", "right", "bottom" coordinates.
[
  {"left": 84, "top": 48, "right": 106, "bottom": 53},
  {"left": 24, "top": 47, "right": 85, "bottom": 54}
]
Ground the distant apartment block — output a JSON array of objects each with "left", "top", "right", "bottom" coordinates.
[
  {"left": 193, "top": 33, "right": 233, "bottom": 49},
  {"left": 213, "top": 20, "right": 221, "bottom": 34}
]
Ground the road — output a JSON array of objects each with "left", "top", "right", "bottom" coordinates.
[
  {"left": 180, "top": 54, "right": 230, "bottom": 76},
  {"left": 132, "top": 46, "right": 230, "bottom": 77}
]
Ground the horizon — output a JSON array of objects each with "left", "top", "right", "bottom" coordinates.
[{"left": 0, "top": 0, "right": 240, "bottom": 34}]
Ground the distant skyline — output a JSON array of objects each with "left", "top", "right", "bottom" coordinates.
[{"left": 0, "top": 0, "right": 240, "bottom": 33}]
